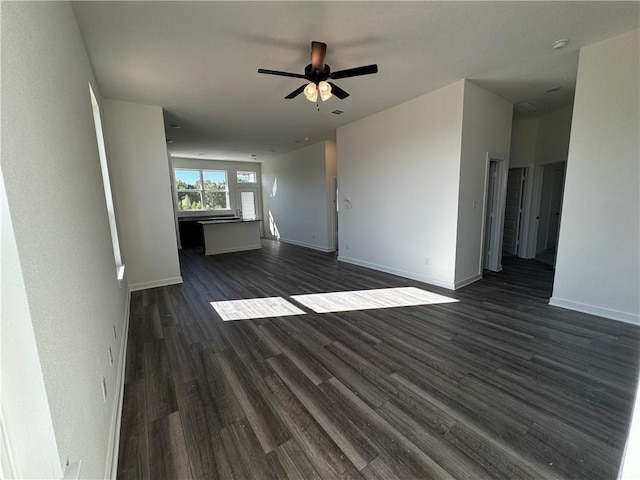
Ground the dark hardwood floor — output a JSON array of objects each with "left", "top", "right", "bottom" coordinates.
[{"left": 118, "top": 240, "right": 639, "bottom": 479}]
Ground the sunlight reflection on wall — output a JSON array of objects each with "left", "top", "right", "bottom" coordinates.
[{"left": 268, "top": 209, "right": 280, "bottom": 240}]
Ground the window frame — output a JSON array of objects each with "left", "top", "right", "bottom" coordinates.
[
  {"left": 237, "top": 170, "right": 258, "bottom": 184},
  {"left": 174, "top": 168, "right": 230, "bottom": 213}
]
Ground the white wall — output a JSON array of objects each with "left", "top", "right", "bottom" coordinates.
[
  {"left": 510, "top": 105, "right": 573, "bottom": 169},
  {"left": 261, "top": 141, "right": 336, "bottom": 252},
  {"left": 551, "top": 29, "right": 640, "bottom": 324},
  {"left": 455, "top": 81, "right": 513, "bottom": 286},
  {"left": 1, "top": 3, "right": 129, "bottom": 477},
  {"left": 509, "top": 118, "right": 538, "bottom": 169},
  {"left": 1, "top": 170, "right": 61, "bottom": 479},
  {"left": 337, "top": 81, "right": 465, "bottom": 289},
  {"left": 535, "top": 104, "right": 573, "bottom": 164},
  {"left": 103, "top": 100, "right": 182, "bottom": 291}
]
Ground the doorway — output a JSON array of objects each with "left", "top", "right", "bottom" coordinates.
[
  {"left": 482, "top": 154, "right": 508, "bottom": 272},
  {"left": 535, "top": 161, "right": 566, "bottom": 266},
  {"left": 333, "top": 177, "right": 338, "bottom": 253},
  {"left": 503, "top": 168, "right": 526, "bottom": 256},
  {"left": 237, "top": 186, "right": 259, "bottom": 221}
]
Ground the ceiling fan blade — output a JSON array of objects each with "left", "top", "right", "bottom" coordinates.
[
  {"left": 285, "top": 84, "right": 307, "bottom": 99},
  {"left": 330, "top": 64, "right": 378, "bottom": 80},
  {"left": 257, "top": 68, "right": 307, "bottom": 79},
  {"left": 328, "top": 82, "right": 350, "bottom": 99},
  {"left": 311, "top": 41, "right": 327, "bottom": 72}
]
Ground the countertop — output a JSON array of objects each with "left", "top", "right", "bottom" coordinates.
[{"left": 198, "top": 218, "right": 262, "bottom": 225}]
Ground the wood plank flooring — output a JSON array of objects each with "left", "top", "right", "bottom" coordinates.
[{"left": 118, "top": 240, "right": 639, "bottom": 479}]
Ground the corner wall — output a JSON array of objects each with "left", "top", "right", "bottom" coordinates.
[
  {"left": 510, "top": 105, "right": 573, "bottom": 169},
  {"left": 455, "top": 81, "right": 513, "bottom": 286},
  {"left": 1, "top": 3, "right": 129, "bottom": 477},
  {"left": 509, "top": 118, "right": 538, "bottom": 169},
  {"left": 1, "top": 169, "right": 61, "bottom": 479},
  {"left": 535, "top": 104, "right": 573, "bottom": 164},
  {"left": 261, "top": 141, "right": 336, "bottom": 252},
  {"left": 551, "top": 29, "right": 640, "bottom": 324},
  {"left": 102, "top": 100, "right": 182, "bottom": 291},
  {"left": 337, "top": 81, "right": 465, "bottom": 289}
]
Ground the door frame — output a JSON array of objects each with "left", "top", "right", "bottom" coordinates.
[
  {"left": 480, "top": 152, "right": 508, "bottom": 273},
  {"left": 518, "top": 165, "right": 544, "bottom": 258},
  {"left": 236, "top": 185, "right": 261, "bottom": 225},
  {"left": 502, "top": 167, "right": 526, "bottom": 257}
]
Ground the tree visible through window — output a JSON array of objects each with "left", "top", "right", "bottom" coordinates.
[
  {"left": 175, "top": 169, "right": 229, "bottom": 211},
  {"left": 237, "top": 171, "right": 257, "bottom": 183}
]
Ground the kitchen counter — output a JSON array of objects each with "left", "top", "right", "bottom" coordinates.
[
  {"left": 198, "top": 218, "right": 261, "bottom": 225},
  {"left": 198, "top": 218, "right": 262, "bottom": 255}
]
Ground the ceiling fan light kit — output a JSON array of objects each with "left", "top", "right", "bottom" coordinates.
[
  {"left": 258, "top": 41, "right": 378, "bottom": 103},
  {"left": 304, "top": 80, "right": 332, "bottom": 102},
  {"left": 304, "top": 82, "right": 318, "bottom": 102}
]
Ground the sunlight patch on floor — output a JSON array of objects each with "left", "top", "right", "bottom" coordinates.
[
  {"left": 291, "top": 286, "right": 458, "bottom": 314},
  {"left": 210, "top": 297, "right": 306, "bottom": 321}
]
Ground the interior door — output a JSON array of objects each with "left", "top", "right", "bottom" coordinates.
[
  {"left": 237, "top": 186, "right": 259, "bottom": 220},
  {"left": 503, "top": 168, "right": 525, "bottom": 255},
  {"left": 546, "top": 163, "right": 566, "bottom": 250}
]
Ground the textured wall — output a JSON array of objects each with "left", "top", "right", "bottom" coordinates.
[{"left": 1, "top": 2, "right": 128, "bottom": 477}]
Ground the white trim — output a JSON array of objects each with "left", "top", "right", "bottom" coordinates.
[
  {"left": 337, "top": 255, "right": 456, "bottom": 290},
  {"left": 277, "top": 237, "right": 336, "bottom": 253},
  {"left": 549, "top": 297, "right": 640, "bottom": 325},
  {"left": 0, "top": 405, "right": 17, "bottom": 480},
  {"left": 129, "top": 276, "right": 183, "bottom": 292},
  {"left": 89, "top": 84, "right": 123, "bottom": 275},
  {"left": 519, "top": 165, "right": 544, "bottom": 259},
  {"left": 204, "top": 244, "right": 261, "bottom": 256},
  {"left": 454, "top": 273, "right": 483, "bottom": 290},
  {"left": 479, "top": 152, "right": 509, "bottom": 273},
  {"left": 104, "top": 289, "right": 131, "bottom": 479}
]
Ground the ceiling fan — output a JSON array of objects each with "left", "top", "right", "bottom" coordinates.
[{"left": 257, "top": 41, "right": 378, "bottom": 102}]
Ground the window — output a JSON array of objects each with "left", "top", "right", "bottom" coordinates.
[
  {"left": 237, "top": 171, "right": 257, "bottom": 183},
  {"left": 240, "top": 190, "right": 257, "bottom": 220},
  {"left": 89, "top": 83, "right": 125, "bottom": 285},
  {"left": 175, "top": 169, "right": 229, "bottom": 211}
]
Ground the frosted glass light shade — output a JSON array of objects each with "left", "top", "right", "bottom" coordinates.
[
  {"left": 304, "top": 82, "right": 317, "bottom": 102},
  {"left": 318, "top": 81, "right": 332, "bottom": 101}
]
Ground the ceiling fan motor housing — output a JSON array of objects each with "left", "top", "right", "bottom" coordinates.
[{"left": 305, "top": 64, "right": 331, "bottom": 84}]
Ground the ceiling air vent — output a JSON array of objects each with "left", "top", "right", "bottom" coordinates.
[{"left": 331, "top": 109, "right": 345, "bottom": 115}]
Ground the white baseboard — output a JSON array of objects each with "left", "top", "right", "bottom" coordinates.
[
  {"left": 104, "top": 288, "right": 131, "bottom": 479},
  {"left": 278, "top": 237, "right": 335, "bottom": 253},
  {"left": 549, "top": 296, "right": 640, "bottom": 325},
  {"left": 455, "top": 273, "right": 482, "bottom": 290},
  {"left": 337, "top": 255, "right": 456, "bottom": 290},
  {"left": 129, "top": 276, "right": 183, "bottom": 292}
]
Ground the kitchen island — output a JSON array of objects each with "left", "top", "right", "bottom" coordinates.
[{"left": 198, "top": 218, "right": 261, "bottom": 255}]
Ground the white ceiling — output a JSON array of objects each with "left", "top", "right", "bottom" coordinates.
[{"left": 71, "top": 1, "right": 639, "bottom": 162}]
